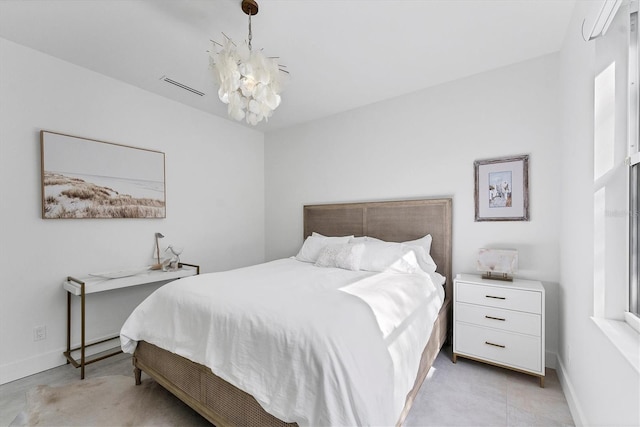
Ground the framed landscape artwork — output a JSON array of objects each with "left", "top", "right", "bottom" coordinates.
[
  {"left": 474, "top": 155, "right": 529, "bottom": 222},
  {"left": 41, "top": 131, "right": 166, "bottom": 219}
]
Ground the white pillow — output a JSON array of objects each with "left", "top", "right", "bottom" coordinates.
[
  {"left": 403, "top": 243, "right": 438, "bottom": 273},
  {"left": 403, "top": 234, "right": 432, "bottom": 254},
  {"left": 296, "top": 234, "right": 353, "bottom": 263},
  {"left": 359, "top": 241, "right": 422, "bottom": 274},
  {"left": 349, "top": 236, "right": 383, "bottom": 244},
  {"left": 350, "top": 234, "right": 431, "bottom": 250},
  {"left": 354, "top": 234, "right": 437, "bottom": 273},
  {"left": 315, "top": 243, "right": 365, "bottom": 271},
  {"left": 312, "top": 232, "right": 354, "bottom": 238}
]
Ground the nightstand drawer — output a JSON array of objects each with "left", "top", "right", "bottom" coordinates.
[
  {"left": 455, "top": 322, "right": 542, "bottom": 373},
  {"left": 456, "top": 282, "right": 541, "bottom": 314},
  {"left": 455, "top": 302, "right": 541, "bottom": 336}
]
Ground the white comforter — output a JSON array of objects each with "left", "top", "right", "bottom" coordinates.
[{"left": 120, "top": 258, "right": 444, "bottom": 426}]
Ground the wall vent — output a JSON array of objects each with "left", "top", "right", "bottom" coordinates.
[{"left": 161, "top": 76, "right": 205, "bottom": 97}]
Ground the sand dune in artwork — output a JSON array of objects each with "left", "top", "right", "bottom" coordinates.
[{"left": 43, "top": 172, "right": 165, "bottom": 219}]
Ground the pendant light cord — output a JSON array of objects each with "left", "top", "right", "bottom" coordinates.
[{"left": 248, "top": 12, "right": 253, "bottom": 51}]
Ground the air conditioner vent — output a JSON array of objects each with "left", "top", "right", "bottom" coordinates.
[{"left": 161, "top": 76, "right": 205, "bottom": 97}]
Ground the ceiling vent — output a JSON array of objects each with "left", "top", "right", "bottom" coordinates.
[{"left": 160, "top": 76, "right": 205, "bottom": 97}]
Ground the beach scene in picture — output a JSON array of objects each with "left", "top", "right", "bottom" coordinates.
[
  {"left": 41, "top": 132, "right": 165, "bottom": 219},
  {"left": 488, "top": 170, "right": 512, "bottom": 208}
]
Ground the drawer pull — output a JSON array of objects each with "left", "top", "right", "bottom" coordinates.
[
  {"left": 485, "top": 341, "right": 506, "bottom": 348},
  {"left": 485, "top": 315, "right": 506, "bottom": 321},
  {"left": 485, "top": 295, "right": 506, "bottom": 300}
]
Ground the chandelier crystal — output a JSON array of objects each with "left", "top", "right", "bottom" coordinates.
[{"left": 210, "top": 0, "right": 285, "bottom": 125}]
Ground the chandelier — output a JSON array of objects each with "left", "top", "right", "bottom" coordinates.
[{"left": 210, "top": 0, "right": 286, "bottom": 125}]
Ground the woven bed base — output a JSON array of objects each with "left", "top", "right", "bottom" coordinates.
[
  {"left": 397, "top": 298, "right": 451, "bottom": 425},
  {"left": 134, "top": 340, "right": 295, "bottom": 427},
  {"left": 133, "top": 298, "right": 450, "bottom": 427}
]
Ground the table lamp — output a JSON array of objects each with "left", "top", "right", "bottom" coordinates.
[{"left": 150, "top": 232, "right": 164, "bottom": 270}]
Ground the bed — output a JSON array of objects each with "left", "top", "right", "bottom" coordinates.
[{"left": 121, "top": 198, "right": 452, "bottom": 426}]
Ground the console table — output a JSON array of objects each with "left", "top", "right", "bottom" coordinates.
[{"left": 63, "top": 263, "right": 199, "bottom": 379}]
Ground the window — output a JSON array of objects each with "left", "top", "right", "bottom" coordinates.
[
  {"left": 591, "top": 0, "right": 639, "bottom": 367},
  {"left": 629, "top": 8, "right": 639, "bottom": 320},
  {"left": 631, "top": 159, "right": 639, "bottom": 317},
  {"left": 592, "top": 0, "right": 640, "bottom": 330},
  {"left": 593, "top": 2, "right": 630, "bottom": 320}
]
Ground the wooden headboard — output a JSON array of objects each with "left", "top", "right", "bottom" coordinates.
[{"left": 303, "top": 198, "right": 453, "bottom": 299}]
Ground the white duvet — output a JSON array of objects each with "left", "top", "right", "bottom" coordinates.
[{"left": 120, "top": 258, "right": 444, "bottom": 426}]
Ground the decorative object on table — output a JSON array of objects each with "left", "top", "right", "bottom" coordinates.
[
  {"left": 209, "top": 0, "right": 288, "bottom": 125},
  {"left": 151, "top": 232, "right": 165, "bottom": 270},
  {"left": 474, "top": 154, "right": 529, "bottom": 222},
  {"left": 40, "top": 131, "right": 165, "bottom": 219},
  {"left": 163, "top": 245, "right": 184, "bottom": 272},
  {"left": 476, "top": 248, "right": 518, "bottom": 281}
]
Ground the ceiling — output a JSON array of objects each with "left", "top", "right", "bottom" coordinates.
[{"left": 0, "top": 0, "right": 576, "bottom": 133}]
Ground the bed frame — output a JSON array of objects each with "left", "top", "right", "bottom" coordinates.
[{"left": 133, "top": 198, "right": 453, "bottom": 426}]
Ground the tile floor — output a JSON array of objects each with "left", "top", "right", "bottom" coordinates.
[
  {"left": 404, "top": 347, "right": 575, "bottom": 426},
  {"left": 0, "top": 346, "right": 574, "bottom": 426}
]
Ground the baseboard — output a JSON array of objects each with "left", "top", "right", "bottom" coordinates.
[
  {"left": 0, "top": 348, "right": 66, "bottom": 385},
  {"left": 555, "top": 355, "right": 586, "bottom": 426},
  {"left": 0, "top": 334, "right": 122, "bottom": 385}
]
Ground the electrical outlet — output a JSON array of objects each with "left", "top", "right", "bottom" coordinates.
[{"left": 33, "top": 325, "right": 46, "bottom": 341}]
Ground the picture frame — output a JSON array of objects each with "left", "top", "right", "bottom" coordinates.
[
  {"left": 474, "top": 154, "right": 529, "bottom": 222},
  {"left": 41, "top": 131, "right": 166, "bottom": 219}
]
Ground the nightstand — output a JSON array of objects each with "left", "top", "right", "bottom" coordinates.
[{"left": 453, "top": 273, "right": 545, "bottom": 387}]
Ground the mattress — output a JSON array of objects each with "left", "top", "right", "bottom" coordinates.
[{"left": 121, "top": 258, "right": 444, "bottom": 426}]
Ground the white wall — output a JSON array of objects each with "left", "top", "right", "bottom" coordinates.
[
  {"left": 558, "top": 2, "right": 640, "bottom": 426},
  {"left": 0, "top": 38, "right": 265, "bottom": 384},
  {"left": 265, "top": 53, "right": 562, "bottom": 366}
]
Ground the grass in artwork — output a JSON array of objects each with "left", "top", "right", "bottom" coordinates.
[{"left": 43, "top": 172, "right": 165, "bottom": 219}]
